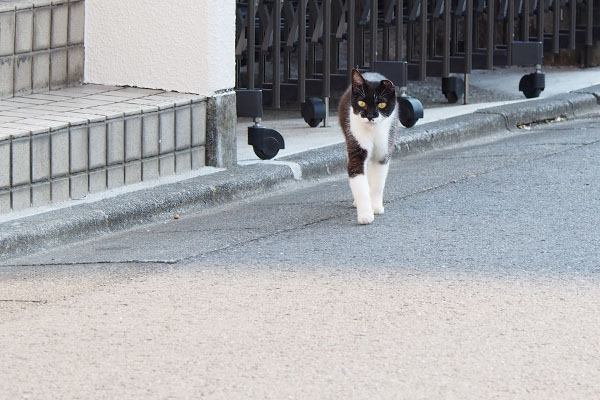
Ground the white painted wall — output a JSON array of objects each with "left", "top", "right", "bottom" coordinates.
[{"left": 84, "top": 1, "right": 235, "bottom": 96}]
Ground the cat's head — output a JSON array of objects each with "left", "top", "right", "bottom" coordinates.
[{"left": 350, "top": 69, "right": 396, "bottom": 124}]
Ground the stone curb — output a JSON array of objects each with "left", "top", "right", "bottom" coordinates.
[
  {"left": 476, "top": 92, "right": 599, "bottom": 128},
  {"left": 572, "top": 84, "right": 600, "bottom": 101},
  {"left": 1, "top": 87, "right": 599, "bottom": 260},
  {"left": 0, "top": 163, "right": 294, "bottom": 260}
]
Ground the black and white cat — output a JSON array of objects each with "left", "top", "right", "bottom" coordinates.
[{"left": 338, "top": 69, "right": 399, "bottom": 225}]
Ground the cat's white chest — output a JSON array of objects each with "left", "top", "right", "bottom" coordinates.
[{"left": 348, "top": 107, "right": 394, "bottom": 160}]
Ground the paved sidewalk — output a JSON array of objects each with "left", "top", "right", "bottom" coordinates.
[{"left": 237, "top": 66, "right": 600, "bottom": 162}]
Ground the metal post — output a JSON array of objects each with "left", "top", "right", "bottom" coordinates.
[
  {"left": 396, "top": 0, "right": 404, "bottom": 61},
  {"left": 323, "top": 0, "right": 332, "bottom": 126},
  {"left": 552, "top": 0, "right": 559, "bottom": 54},
  {"left": 308, "top": 0, "right": 320, "bottom": 78},
  {"left": 443, "top": 0, "right": 450, "bottom": 77},
  {"left": 383, "top": 0, "right": 391, "bottom": 60},
  {"left": 248, "top": 0, "right": 256, "bottom": 88},
  {"left": 487, "top": 0, "right": 495, "bottom": 69},
  {"left": 522, "top": 0, "right": 529, "bottom": 41},
  {"left": 273, "top": 0, "right": 281, "bottom": 108},
  {"left": 508, "top": 0, "right": 514, "bottom": 64},
  {"left": 569, "top": 0, "right": 576, "bottom": 49},
  {"left": 464, "top": 0, "right": 472, "bottom": 104},
  {"left": 407, "top": 2, "right": 414, "bottom": 61},
  {"left": 420, "top": 0, "right": 427, "bottom": 80},
  {"left": 464, "top": 72, "right": 469, "bottom": 103},
  {"left": 587, "top": 0, "right": 593, "bottom": 46},
  {"left": 258, "top": 3, "right": 272, "bottom": 87},
  {"left": 348, "top": 0, "right": 356, "bottom": 80},
  {"left": 299, "top": 0, "right": 307, "bottom": 102},
  {"left": 466, "top": 0, "right": 472, "bottom": 71},
  {"left": 371, "top": 0, "right": 378, "bottom": 69},
  {"left": 357, "top": 0, "right": 366, "bottom": 67},
  {"left": 537, "top": 0, "right": 544, "bottom": 43}
]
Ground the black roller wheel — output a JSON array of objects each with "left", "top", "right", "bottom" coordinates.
[
  {"left": 522, "top": 88, "right": 542, "bottom": 99},
  {"left": 253, "top": 145, "right": 279, "bottom": 160},
  {"left": 307, "top": 118, "right": 322, "bottom": 128},
  {"left": 253, "top": 136, "right": 282, "bottom": 160},
  {"left": 445, "top": 91, "right": 459, "bottom": 104},
  {"left": 398, "top": 96, "right": 424, "bottom": 128},
  {"left": 301, "top": 98, "right": 326, "bottom": 128},
  {"left": 519, "top": 72, "right": 545, "bottom": 99},
  {"left": 400, "top": 117, "right": 417, "bottom": 128},
  {"left": 442, "top": 76, "right": 464, "bottom": 104}
]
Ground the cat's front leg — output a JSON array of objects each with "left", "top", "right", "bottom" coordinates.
[
  {"left": 368, "top": 158, "right": 390, "bottom": 215},
  {"left": 347, "top": 148, "right": 373, "bottom": 224},
  {"left": 349, "top": 174, "right": 373, "bottom": 224}
]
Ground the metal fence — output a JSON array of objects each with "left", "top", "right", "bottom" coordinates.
[{"left": 235, "top": 0, "right": 599, "bottom": 128}]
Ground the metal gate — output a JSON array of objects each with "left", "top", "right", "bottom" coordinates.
[{"left": 235, "top": 0, "right": 599, "bottom": 123}]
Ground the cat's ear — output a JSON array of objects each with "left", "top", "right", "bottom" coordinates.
[
  {"left": 380, "top": 79, "right": 394, "bottom": 89},
  {"left": 379, "top": 79, "right": 395, "bottom": 95},
  {"left": 352, "top": 69, "right": 365, "bottom": 88}
]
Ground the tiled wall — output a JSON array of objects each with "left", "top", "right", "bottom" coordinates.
[
  {"left": 0, "top": 0, "right": 84, "bottom": 99},
  {"left": 0, "top": 90, "right": 207, "bottom": 213}
]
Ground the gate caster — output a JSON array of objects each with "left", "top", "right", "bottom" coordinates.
[
  {"left": 442, "top": 76, "right": 465, "bottom": 104},
  {"left": 301, "top": 97, "right": 326, "bottom": 127},
  {"left": 519, "top": 71, "right": 545, "bottom": 99},
  {"left": 398, "top": 96, "right": 424, "bottom": 128},
  {"left": 248, "top": 125, "right": 285, "bottom": 160}
]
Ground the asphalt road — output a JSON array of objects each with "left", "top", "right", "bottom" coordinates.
[{"left": 2, "top": 116, "right": 600, "bottom": 399}]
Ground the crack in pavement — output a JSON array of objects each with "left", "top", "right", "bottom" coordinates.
[
  {"left": 144, "top": 227, "right": 263, "bottom": 234},
  {"left": 0, "top": 299, "right": 47, "bottom": 303},
  {"left": 0, "top": 260, "right": 178, "bottom": 269},
  {"left": 178, "top": 214, "right": 344, "bottom": 265}
]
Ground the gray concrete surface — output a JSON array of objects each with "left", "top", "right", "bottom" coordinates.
[
  {"left": 2, "top": 115, "right": 600, "bottom": 399},
  {"left": 2, "top": 87, "right": 599, "bottom": 259}
]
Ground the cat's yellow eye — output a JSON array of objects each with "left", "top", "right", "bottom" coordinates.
[
  {"left": 357, "top": 100, "right": 366, "bottom": 108},
  {"left": 378, "top": 102, "right": 387, "bottom": 109}
]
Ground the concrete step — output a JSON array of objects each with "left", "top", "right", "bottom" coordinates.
[
  {"left": 0, "top": 84, "right": 207, "bottom": 213},
  {"left": 0, "top": 0, "right": 84, "bottom": 99}
]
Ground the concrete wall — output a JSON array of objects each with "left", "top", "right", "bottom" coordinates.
[{"left": 84, "top": 1, "right": 235, "bottom": 96}]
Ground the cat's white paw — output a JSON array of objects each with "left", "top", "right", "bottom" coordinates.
[
  {"left": 352, "top": 199, "right": 357, "bottom": 208},
  {"left": 372, "top": 203, "right": 385, "bottom": 215},
  {"left": 357, "top": 211, "right": 375, "bottom": 225}
]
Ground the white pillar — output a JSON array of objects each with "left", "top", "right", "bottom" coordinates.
[{"left": 84, "top": 0, "right": 235, "bottom": 96}]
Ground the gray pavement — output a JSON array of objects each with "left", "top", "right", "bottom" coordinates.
[
  {"left": 2, "top": 116, "right": 600, "bottom": 399},
  {"left": 2, "top": 86, "right": 599, "bottom": 259}
]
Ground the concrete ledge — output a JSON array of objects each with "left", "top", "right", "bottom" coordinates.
[
  {"left": 0, "top": 163, "right": 294, "bottom": 259},
  {"left": 395, "top": 113, "right": 508, "bottom": 154},
  {"left": 283, "top": 144, "right": 347, "bottom": 179},
  {"left": 1, "top": 86, "right": 599, "bottom": 260},
  {"left": 573, "top": 84, "right": 600, "bottom": 102},
  {"left": 476, "top": 92, "right": 599, "bottom": 128}
]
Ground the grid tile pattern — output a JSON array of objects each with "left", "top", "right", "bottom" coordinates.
[
  {"left": 0, "top": 0, "right": 84, "bottom": 99},
  {"left": 0, "top": 84, "right": 207, "bottom": 212}
]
